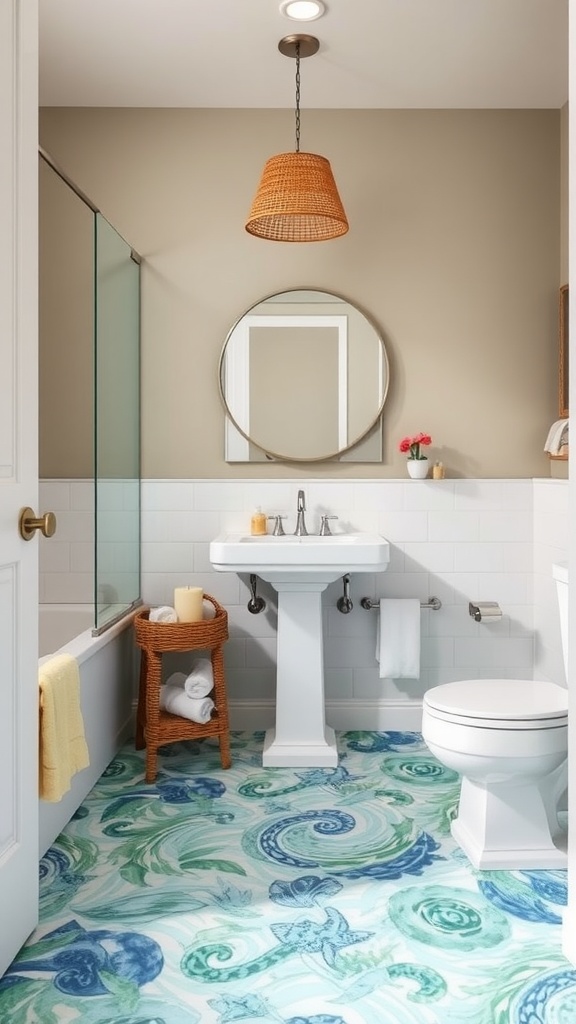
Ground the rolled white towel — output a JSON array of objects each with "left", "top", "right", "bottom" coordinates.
[
  {"left": 149, "top": 605, "right": 178, "bottom": 623},
  {"left": 160, "top": 684, "right": 215, "bottom": 723},
  {"left": 165, "top": 671, "right": 188, "bottom": 689},
  {"left": 203, "top": 600, "right": 216, "bottom": 620},
  {"left": 183, "top": 658, "right": 214, "bottom": 698}
]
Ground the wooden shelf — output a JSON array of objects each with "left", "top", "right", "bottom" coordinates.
[{"left": 133, "top": 598, "right": 231, "bottom": 782}]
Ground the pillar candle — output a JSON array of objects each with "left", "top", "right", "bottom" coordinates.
[{"left": 174, "top": 586, "right": 204, "bottom": 622}]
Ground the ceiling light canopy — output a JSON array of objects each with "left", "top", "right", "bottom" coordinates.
[
  {"left": 280, "top": 1, "right": 326, "bottom": 22},
  {"left": 245, "top": 34, "right": 348, "bottom": 243}
]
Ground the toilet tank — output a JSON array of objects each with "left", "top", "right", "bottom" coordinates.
[{"left": 553, "top": 562, "right": 568, "bottom": 680}]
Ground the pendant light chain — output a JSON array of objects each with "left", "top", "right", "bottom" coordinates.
[{"left": 294, "top": 39, "right": 301, "bottom": 153}]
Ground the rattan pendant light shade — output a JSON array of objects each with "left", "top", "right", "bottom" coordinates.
[
  {"left": 245, "top": 35, "right": 349, "bottom": 243},
  {"left": 246, "top": 151, "right": 348, "bottom": 242}
]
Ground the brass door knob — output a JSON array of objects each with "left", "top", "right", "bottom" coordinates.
[{"left": 19, "top": 507, "right": 57, "bottom": 541}]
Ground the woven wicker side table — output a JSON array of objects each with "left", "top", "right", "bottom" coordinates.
[{"left": 134, "top": 596, "right": 231, "bottom": 782}]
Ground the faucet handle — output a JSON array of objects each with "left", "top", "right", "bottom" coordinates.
[
  {"left": 268, "top": 514, "right": 286, "bottom": 536},
  {"left": 319, "top": 514, "right": 338, "bottom": 536}
]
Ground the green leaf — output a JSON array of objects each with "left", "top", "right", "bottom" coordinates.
[
  {"left": 0, "top": 978, "right": 56, "bottom": 1023},
  {"left": 99, "top": 970, "right": 140, "bottom": 1013},
  {"left": 52, "top": 831, "right": 99, "bottom": 871},
  {"left": 101, "top": 796, "right": 154, "bottom": 823},
  {"left": 16, "top": 922, "right": 83, "bottom": 962},
  {"left": 178, "top": 856, "right": 246, "bottom": 875},
  {"left": 119, "top": 860, "right": 149, "bottom": 886},
  {"left": 82, "top": 889, "right": 207, "bottom": 922}
]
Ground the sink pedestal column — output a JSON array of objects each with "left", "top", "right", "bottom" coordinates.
[
  {"left": 209, "top": 532, "right": 390, "bottom": 768},
  {"left": 263, "top": 580, "right": 337, "bottom": 768}
]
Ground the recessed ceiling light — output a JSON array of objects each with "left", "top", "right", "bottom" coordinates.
[{"left": 280, "top": 1, "right": 326, "bottom": 22}]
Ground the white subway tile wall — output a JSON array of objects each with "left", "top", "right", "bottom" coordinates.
[
  {"left": 40, "top": 478, "right": 568, "bottom": 729},
  {"left": 39, "top": 480, "right": 94, "bottom": 604},
  {"left": 38, "top": 479, "right": 139, "bottom": 608},
  {"left": 533, "top": 479, "right": 570, "bottom": 686}
]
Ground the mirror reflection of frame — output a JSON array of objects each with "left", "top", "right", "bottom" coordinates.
[
  {"left": 559, "top": 284, "right": 568, "bottom": 418},
  {"left": 219, "top": 289, "right": 390, "bottom": 463}
]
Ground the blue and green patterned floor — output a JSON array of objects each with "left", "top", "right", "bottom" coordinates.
[{"left": 2, "top": 730, "right": 575, "bottom": 1023}]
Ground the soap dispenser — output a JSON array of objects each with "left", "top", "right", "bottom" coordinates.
[{"left": 250, "top": 507, "right": 267, "bottom": 536}]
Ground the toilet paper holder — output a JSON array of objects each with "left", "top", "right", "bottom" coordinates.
[{"left": 469, "top": 601, "right": 502, "bottom": 622}]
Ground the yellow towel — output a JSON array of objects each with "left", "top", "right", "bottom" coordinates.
[{"left": 39, "top": 654, "right": 90, "bottom": 802}]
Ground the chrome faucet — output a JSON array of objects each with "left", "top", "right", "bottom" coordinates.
[{"left": 294, "top": 489, "right": 308, "bottom": 536}]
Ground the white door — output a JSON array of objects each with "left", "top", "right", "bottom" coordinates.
[{"left": 0, "top": 0, "right": 40, "bottom": 976}]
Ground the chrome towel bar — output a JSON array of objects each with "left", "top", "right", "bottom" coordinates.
[{"left": 360, "top": 596, "right": 442, "bottom": 611}]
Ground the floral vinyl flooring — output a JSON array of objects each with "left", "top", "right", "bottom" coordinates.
[{"left": 1, "top": 730, "right": 575, "bottom": 1023}]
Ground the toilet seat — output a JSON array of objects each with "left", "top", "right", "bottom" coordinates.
[{"left": 423, "top": 679, "right": 568, "bottom": 731}]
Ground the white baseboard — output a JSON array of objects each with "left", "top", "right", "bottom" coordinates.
[
  {"left": 132, "top": 697, "right": 423, "bottom": 736},
  {"left": 228, "top": 698, "right": 423, "bottom": 734}
]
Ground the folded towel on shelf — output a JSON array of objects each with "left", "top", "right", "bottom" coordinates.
[
  {"left": 39, "top": 654, "right": 90, "bottom": 802},
  {"left": 160, "top": 682, "right": 215, "bottom": 723},
  {"left": 544, "top": 418, "right": 569, "bottom": 455},
  {"left": 149, "top": 605, "right": 178, "bottom": 623},
  {"left": 183, "top": 658, "right": 214, "bottom": 698},
  {"left": 376, "top": 598, "right": 421, "bottom": 679}
]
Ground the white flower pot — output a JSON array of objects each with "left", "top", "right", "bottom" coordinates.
[{"left": 406, "top": 458, "right": 429, "bottom": 479}]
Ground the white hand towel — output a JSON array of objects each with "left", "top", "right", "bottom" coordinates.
[
  {"left": 376, "top": 598, "right": 421, "bottom": 679},
  {"left": 160, "top": 683, "right": 215, "bottom": 723},
  {"left": 544, "top": 418, "right": 569, "bottom": 455},
  {"left": 183, "top": 657, "right": 214, "bottom": 698},
  {"left": 149, "top": 605, "right": 178, "bottom": 623}
]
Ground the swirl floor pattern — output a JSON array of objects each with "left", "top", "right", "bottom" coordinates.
[{"left": 1, "top": 730, "right": 575, "bottom": 1023}]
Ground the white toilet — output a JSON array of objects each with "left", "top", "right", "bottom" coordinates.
[{"left": 422, "top": 563, "right": 569, "bottom": 870}]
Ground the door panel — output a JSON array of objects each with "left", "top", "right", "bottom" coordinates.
[{"left": 0, "top": 0, "right": 39, "bottom": 976}]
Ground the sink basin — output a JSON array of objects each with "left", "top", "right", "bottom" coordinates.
[{"left": 210, "top": 532, "right": 390, "bottom": 581}]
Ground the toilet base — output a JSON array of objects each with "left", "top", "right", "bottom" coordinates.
[
  {"left": 452, "top": 774, "right": 567, "bottom": 870},
  {"left": 451, "top": 817, "right": 567, "bottom": 870}
]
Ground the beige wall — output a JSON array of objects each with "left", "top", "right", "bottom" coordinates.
[
  {"left": 561, "top": 102, "right": 569, "bottom": 285},
  {"left": 39, "top": 107, "right": 561, "bottom": 479},
  {"left": 39, "top": 158, "right": 93, "bottom": 477},
  {"left": 551, "top": 101, "right": 568, "bottom": 481}
]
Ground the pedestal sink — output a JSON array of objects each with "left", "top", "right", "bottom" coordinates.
[{"left": 209, "top": 532, "right": 390, "bottom": 767}]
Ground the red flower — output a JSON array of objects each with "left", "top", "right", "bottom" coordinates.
[{"left": 398, "top": 433, "right": 432, "bottom": 459}]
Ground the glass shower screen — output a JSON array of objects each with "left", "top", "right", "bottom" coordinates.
[{"left": 94, "top": 213, "right": 141, "bottom": 632}]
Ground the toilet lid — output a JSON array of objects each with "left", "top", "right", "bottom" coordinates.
[{"left": 423, "top": 679, "right": 568, "bottom": 722}]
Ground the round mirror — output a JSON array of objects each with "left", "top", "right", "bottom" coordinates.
[{"left": 219, "top": 288, "right": 390, "bottom": 462}]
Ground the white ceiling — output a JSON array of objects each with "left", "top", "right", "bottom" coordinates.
[{"left": 39, "top": 0, "right": 568, "bottom": 110}]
